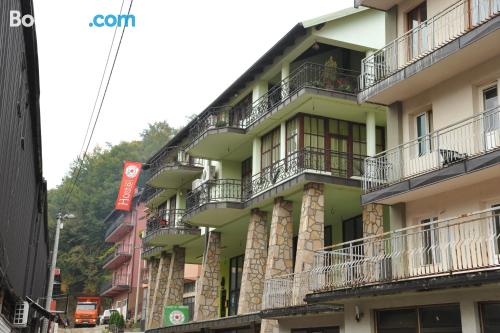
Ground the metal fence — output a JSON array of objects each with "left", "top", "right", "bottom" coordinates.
[
  {"left": 360, "top": 0, "right": 500, "bottom": 89},
  {"left": 105, "top": 214, "right": 129, "bottom": 239},
  {"left": 310, "top": 208, "right": 500, "bottom": 292},
  {"left": 186, "top": 179, "right": 243, "bottom": 212},
  {"left": 363, "top": 106, "right": 500, "bottom": 193},
  {"left": 103, "top": 243, "right": 133, "bottom": 266},
  {"left": 146, "top": 209, "right": 187, "bottom": 233},
  {"left": 262, "top": 272, "right": 310, "bottom": 309},
  {"left": 243, "top": 147, "right": 365, "bottom": 199}
]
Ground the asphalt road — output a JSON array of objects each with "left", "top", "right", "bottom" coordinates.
[{"left": 62, "top": 325, "right": 104, "bottom": 333}]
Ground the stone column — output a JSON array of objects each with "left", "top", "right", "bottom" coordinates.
[
  {"left": 238, "top": 209, "right": 268, "bottom": 314},
  {"left": 292, "top": 183, "right": 324, "bottom": 305},
  {"left": 146, "top": 259, "right": 159, "bottom": 329},
  {"left": 194, "top": 232, "right": 221, "bottom": 321},
  {"left": 362, "top": 203, "right": 385, "bottom": 283},
  {"left": 149, "top": 253, "right": 171, "bottom": 328},
  {"left": 261, "top": 198, "right": 293, "bottom": 333},
  {"left": 160, "top": 247, "right": 186, "bottom": 324}
]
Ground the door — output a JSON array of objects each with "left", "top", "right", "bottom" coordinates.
[
  {"left": 407, "top": 2, "right": 428, "bottom": 61},
  {"left": 330, "top": 135, "right": 349, "bottom": 177},
  {"left": 341, "top": 216, "right": 364, "bottom": 284},
  {"left": 483, "top": 85, "right": 499, "bottom": 150},
  {"left": 168, "top": 196, "right": 177, "bottom": 227}
]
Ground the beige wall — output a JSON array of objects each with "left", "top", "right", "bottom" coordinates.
[
  {"left": 405, "top": 177, "right": 500, "bottom": 227},
  {"left": 401, "top": 57, "right": 500, "bottom": 143},
  {"left": 277, "top": 313, "right": 344, "bottom": 333}
]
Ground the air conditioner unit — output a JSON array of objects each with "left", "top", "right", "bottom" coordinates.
[
  {"left": 192, "top": 179, "right": 203, "bottom": 190},
  {"left": 201, "top": 166, "right": 216, "bottom": 182},
  {"left": 13, "top": 301, "right": 29, "bottom": 328}
]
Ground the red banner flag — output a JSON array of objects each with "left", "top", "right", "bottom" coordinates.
[{"left": 115, "top": 161, "right": 142, "bottom": 211}]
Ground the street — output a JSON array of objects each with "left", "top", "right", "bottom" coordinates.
[{"left": 61, "top": 326, "right": 103, "bottom": 333}]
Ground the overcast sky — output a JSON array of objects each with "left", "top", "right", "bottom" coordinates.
[{"left": 35, "top": 0, "right": 354, "bottom": 189}]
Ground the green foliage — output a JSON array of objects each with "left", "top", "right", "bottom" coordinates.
[
  {"left": 109, "top": 312, "right": 125, "bottom": 329},
  {"left": 47, "top": 121, "right": 177, "bottom": 296}
]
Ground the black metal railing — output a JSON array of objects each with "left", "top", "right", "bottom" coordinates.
[
  {"left": 242, "top": 63, "right": 359, "bottom": 128},
  {"left": 146, "top": 209, "right": 188, "bottom": 234},
  {"left": 186, "top": 63, "right": 360, "bottom": 147},
  {"left": 186, "top": 179, "right": 243, "bottom": 212},
  {"left": 242, "top": 147, "right": 365, "bottom": 199},
  {"left": 104, "top": 215, "right": 130, "bottom": 239},
  {"left": 148, "top": 145, "right": 204, "bottom": 179}
]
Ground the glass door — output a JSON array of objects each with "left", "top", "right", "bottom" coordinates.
[
  {"left": 407, "top": 2, "right": 428, "bottom": 61},
  {"left": 483, "top": 85, "right": 499, "bottom": 150}
]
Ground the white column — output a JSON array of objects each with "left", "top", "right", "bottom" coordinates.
[
  {"left": 280, "top": 122, "right": 286, "bottom": 160},
  {"left": 366, "top": 110, "right": 376, "bottom": 157},
  {"left": 460, "top": 300, "right": 481, "bottom": 333},
  {"left": 252, "top": 137, "right": 261, "bottom": 176},
  {"left": 253, "top": 81, "right": 268, "bottom": 103},
  {"left": 281, "top": 63, "right": 290, "bottom": 80}
]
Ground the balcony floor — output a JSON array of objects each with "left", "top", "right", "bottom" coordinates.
[
  {"left": 147, "top": 165, "right": 203, "bottom": 189},
  {"left": 105, "top": 223, "right": 133, "bottom": 243},
  {"left": 143, "top": 227, "right": 201, "bottom": 247},
  {"left": 185, "top": 128, "right": 248, "bottom": 161},
  {"left": 102, "top": 253, "right": 131, "bottom": 270}
]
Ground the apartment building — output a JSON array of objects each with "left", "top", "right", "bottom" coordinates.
[
  {"left": 140, "top": 7, "right": 390, "bottom": 333},
  {"left": 101, "top": 193, "right": 146, "bottom": 320},
  {"left": 0, "top": 0, "right": 51, "bottom": 331},
  {"left": 299, "top": 1, "right": 500, "bottom": 333}
]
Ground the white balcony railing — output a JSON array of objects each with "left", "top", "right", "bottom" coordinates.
[
  {"left": 263, "top": 208, "right": 500, "bottom": 308},
  {"left": 363, "top": 106, "right": 500, "bottom": 193},
  {"left": 262, "top": 272, "right": 310, "bottom": 310},
  {"left": 360, "top": 0, "right": 500, "bottom": 89},
  {"left": 311, "top": 208, "right": 500, "bottom": 292}
]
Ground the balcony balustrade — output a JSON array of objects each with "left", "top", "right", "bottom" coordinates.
[
  {"left": 144, "top": 209, "right": 200, "bottom": 246},
  {"left": 263, "top": 208, "right": 500, "bottom": 309},
  {"left": 363, "top": 106, "right": 500, "bottom": 193},
  {"left": 360, "top": 0, "right": 500, "bottom": 90},
  {"left": 243, "top": 147, "right": 365, "bottom": 199},
  {"left": 105, "top": 214, "right": 133, "bottom": 243},
  {"left": 186, "top": 179, "right": 243, "bottom": 212},
  {"left": 187, "top": 63, "right": 359, "bottom": 147},
  {"left": 102, "top": 243, "right": 133, "bottom": 270},
  {"left": 100, "top": 273, "right": 131, "bottom": 296},
  {"left": 146, "top": 209, "right": 187, "bottom": 233}
]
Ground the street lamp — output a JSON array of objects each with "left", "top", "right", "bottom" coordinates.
[{"left": 45, "top": 213, "right": 75, "bottom": 313}]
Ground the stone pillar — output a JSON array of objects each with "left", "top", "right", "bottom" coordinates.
[
  {"left": 149, "top": 253, "right": 171, "bottom": 329},
  {"left": 194, "top": 232, "right": 221, "bottom": 321},
  {"left": 160, "top": 247, "right": 185, "bottom": 323},
  {"left": 261, "top": 198, "right": 293, "bottom": 333},
  {"left": 238, "top": 209, "right": 268, "bottom": 314},
  {"left": 292, "top": 183, "right": 324, "bottom": 305},
  {"left": 362, "top": 203, "right": 385, "bottom": 283},
  {"left": 146, "top": 259, "right": 159, "bottom": 329}
]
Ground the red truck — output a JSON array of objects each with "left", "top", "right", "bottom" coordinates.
[{"left": 74, "top": 296, "right": 101, "bottom": 327}]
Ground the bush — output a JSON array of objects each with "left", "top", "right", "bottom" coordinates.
[{"left": 109, "top": 312, "right": 125, "bottom": 329}]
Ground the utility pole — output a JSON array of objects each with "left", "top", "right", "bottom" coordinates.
[{"left": 45, "top": 213, "right": 62, "bottom": 312}]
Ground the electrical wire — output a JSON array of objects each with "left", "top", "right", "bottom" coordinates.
[{"left": 61, "top": 0, "right": 135, "bottom": 210}]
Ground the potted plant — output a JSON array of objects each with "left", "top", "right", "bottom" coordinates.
[
  {"left": 109, "top": 312, "right": 125, "bottom": 333},
  {"left": 322, "top": 56, "right": 338, "bottom": 89}
]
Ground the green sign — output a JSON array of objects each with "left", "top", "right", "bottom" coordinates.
[{"left": 163, "top": 305, "right": 189, "bottom": 326}]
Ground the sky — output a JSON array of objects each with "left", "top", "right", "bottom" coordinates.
[{"left": 35, "top": 0, "right": 354, "bottom": 189}]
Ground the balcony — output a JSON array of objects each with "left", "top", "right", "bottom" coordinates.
[
  {"left": 100, "top": 274, "right": 131, "bottom": 297},
  {"left": 105, "top": 215, "right": 133, "bottom": 243},
  {"left": 362, "top": 107, "right": 500, "bottom": 204},
  {"left": 184, "top": 179, "right": 244, "bottom": 226},
  {"left": 185, "top": 63, "right": 359, "bottom": 159},
  {"left": 143, "top": 209, "right": 200, "bottom": 247},
  {"left": 147, "top": 146, "right": 204, "bottom": 189},
  {"left": 309, "top": 207, "right": 500, "bottom": 295},
  {"left": 359, "top": 0, "right": 500, "bottom": 104},
  {"left": 141, "top": 246, "right": 163, "bottom": 259},
  {"left": 102, "top": 243, "right": 132, "bottom": 270},
  {"left": 145, "top": 188, "right": 171, "bottom": 209},
  {"left": 244, "top": 148, "right": 365, "bottom": 202},
  {"left": 263, "top": 208, "right": 500, "bottom": 307}
]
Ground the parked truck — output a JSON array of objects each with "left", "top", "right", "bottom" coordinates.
[{"left": 74, "top": 296, "right": 101, "bottom": 327}]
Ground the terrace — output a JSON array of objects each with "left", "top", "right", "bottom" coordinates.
[{"left": 143, "top": 209, "right": 200, "bottom": 247}]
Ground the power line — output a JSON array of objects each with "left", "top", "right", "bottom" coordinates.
[{"left": 61, "top": 0, "right": 135, "bottom": 210}]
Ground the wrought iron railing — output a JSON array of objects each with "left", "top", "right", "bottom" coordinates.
[
  {"left": 262, "top": 272, "right": 310, "bottom": 309},
  {"left": 186, "top": 179, "right": 243, "bottom": 212},
  {"left": 186, "top": 63, "right": 359, "bottom": 147},
  {"left": 104, "top": 214, "right": 130, "bottom": 239},
  {"left": 310, "top": 208, "right": 500, "bottom": 292},
  {"left": 243, "top": 62, "right": 359, "bottom": 128},
  {"left": 148, "top": 146, "right": 204, "bottom": 180},
  {"left": 145, "top": 209, "right": 190, "bottom": 234},
  {"left": 363, "top": 106, "right": 500, "bottom": 193},
  {"left": 243, "top": 147, "right": 366, "bottom": 199},
  {"left": 360, "top": 0, "right": 500, "bottom": 90}
]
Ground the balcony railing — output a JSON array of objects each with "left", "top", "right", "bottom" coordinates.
[
  {"left": 100, "top": 273, "right": 131, "bottom": 295},
  {"left": 360, "top": 0, "right": 500, "bottom": 90},
  {"left": 262, "top": 272, "right": 310, "bottom": 310},
  {"left": 186, "top": 63, "right": 359, "bottom": 147},
  {"left": 146, "top": 209, "right": 189, "bottom": 233},
  {"left": 102, "top": 243, "right": 133, "bottom": 268},
  {"left": 310, "top": 208, "right": 500, "bottom": 292},
  {"left": 243, "top": 148, "right": 365, "bottom": 199},
  {"left": 148, "top": 146, "right": 204, "bottom": 177},
  {"left": 363, "top": 106, "right": 500, "bottom": 193},
  {"left": 105, "top": 214, "right": 131, "bottom": 239},
  {"left": 186, "top": 179, "right": 243, "bottom": 212}
]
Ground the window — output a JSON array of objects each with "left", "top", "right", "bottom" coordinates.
[
  {"left": 228, "top": 254, "right": 244, "bottom": 316},
  {"left": 376, "top": 304, "right": 462, "bottom": 333},
  {"left": 407, "top": 2, "right": 428, "bottom": 59},
  {"left": 261, "top": 127, "right": 281, "bottom": 171},
  {"left": 492, "top": 205, "right": 500, "bottom": 254},
  {"left": 480, "top": 302, "right": 500, "bottom": 333},
  {"left": 241, "top": 157, "right": 252, "bottom": 188},
  {"left": 183, "top": 281, "right": 195, "bottom": 294},
  {"left": 416, "top": 111, "right": 432, "bottom": 155},
  {"left": 483, "top": 86, "right": 499, "bottom": 150},
  {"left": 421, "top": 217, "right": 440, "bottom": 265},
  {"left": 286, "top": 117, "right": 299, "bottom": 155},
  {"left": 182, "top": 296, "right": 195, "bottom": 322},
  {"left": 304, "top": 116, "right": 325, "bottom": 170},
  {"left": 343, "top": 215, "right": 363, "bottom": 244}
]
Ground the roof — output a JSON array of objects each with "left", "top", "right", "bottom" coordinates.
[{"left": 301, "top": 6, "right": 368, "bottom": 28}]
